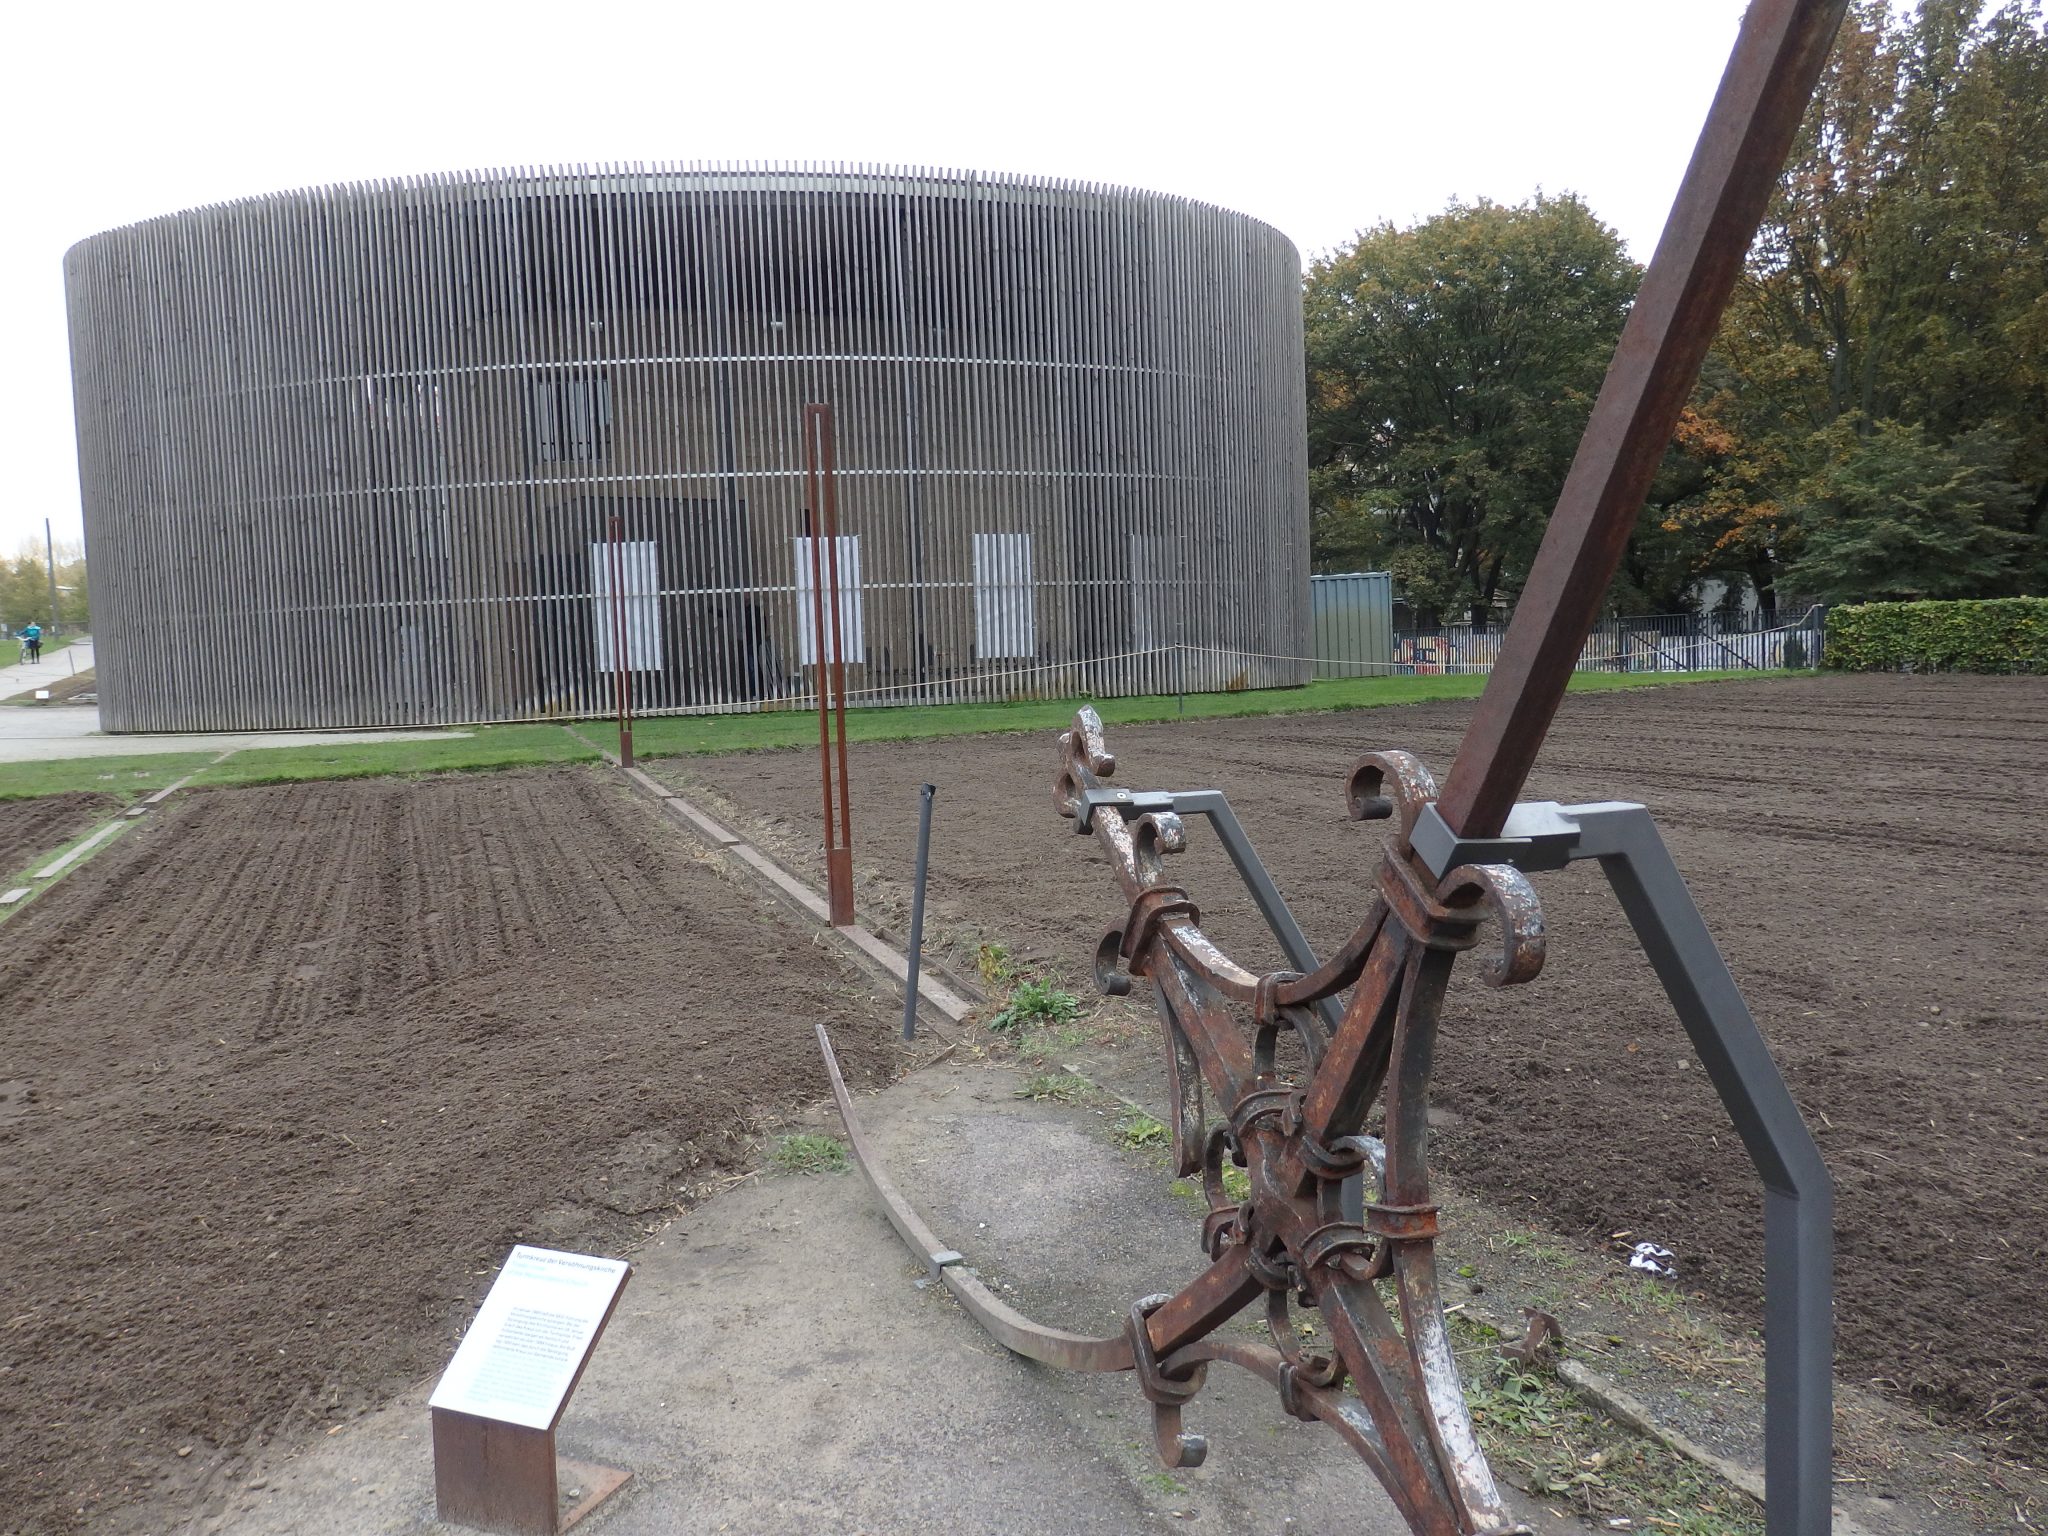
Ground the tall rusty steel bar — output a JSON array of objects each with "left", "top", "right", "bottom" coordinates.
[
  {"left": 67, "top": 168, "right": 1311, "bottom": 733},
  {"left": 804, "top": 402, "right": 856, "bottom": 928},
  {"left": 818, "top": 6, "right": 1848, "bottom": 1536}
]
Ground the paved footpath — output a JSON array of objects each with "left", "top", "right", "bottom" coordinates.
[
  {"left": 197, "top": 1059, "right": 1571, "bottom": 1536},
  {"left": 0, "top": 637, "right": 471, "bottom": 762}
]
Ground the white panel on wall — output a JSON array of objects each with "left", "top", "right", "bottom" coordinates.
[
  {"left": 590, "top": 541, "right": 662, "bottom": 672},
  {"left": 794, "top": 536, "right": 865, "bottom": 665},
  {"left": 972, "top": 533, "right": 1036, "bottom": 659}
]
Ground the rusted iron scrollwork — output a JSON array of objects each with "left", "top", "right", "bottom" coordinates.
[
  {"left": 821, "top": 4, "right": 1848, "bottom": 1531},
  {"left": 1050, "top": 706, "right": 1543, "bottom": 1534}
]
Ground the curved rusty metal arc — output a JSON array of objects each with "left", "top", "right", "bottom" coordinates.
[
  {"left": 818, "top": 1025, "right": 1269, "bottom": 1375},
  {"left": 816, "top": 1023, "right": 1135, "bottom": 1372}
]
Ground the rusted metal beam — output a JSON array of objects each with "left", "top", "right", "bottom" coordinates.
[
  {"left": 1436, "top": 0, "right": 1850, "bottom": 839},
  {"left": 803, "top": 403, "right": 856, "bottom": 926}
]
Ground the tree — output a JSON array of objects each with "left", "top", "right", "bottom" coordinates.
[
  {"left": 1708, "top": 0, "right": 2048, "bottom": 599},
  {"left": 0, "top": 542, "right": 89, "bottom": 635},
  {"left": 1780, "top": 418, "right": 2028, "bottom": 601},
  {"left": 1305, "top": 195, "right": 1639, "bottom": 624}
]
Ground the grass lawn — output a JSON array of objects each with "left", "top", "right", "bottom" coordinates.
[
  {"left": 0, "top": 752, "right": 221, "bottom": 803},
  {"left": 2, "top": 633, "right": 77, "bottom": 668},
  {"left": 185, "top": 724, "right": 601, "bottom": 790},
  {"left": 578, "top": 668, "right": 1785, "bottom": 760},
  {"left": 0, "top": 670, "right": 1803, "bottom": 800}
]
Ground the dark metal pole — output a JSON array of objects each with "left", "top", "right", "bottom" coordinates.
[
  {"left": 902, "top": 782, "right": 936, "bottom": 1040},
  {"left": 44, "top": 518, "right": 59, "bottom": 637}
]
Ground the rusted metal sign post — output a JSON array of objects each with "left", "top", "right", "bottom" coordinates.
[
  {"left": 606, "top": 512, "right": 635, "bottom": 770},
  {"left": 804, "top": 403, "right": 856, "bottom": 927},
  {"left": 822, "top": 5, "right": 1847, "bottom": 1533}
]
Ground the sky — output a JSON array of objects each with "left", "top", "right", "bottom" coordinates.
[{"left": 1, "top": 0, "right": 1754, "bottom": 559}]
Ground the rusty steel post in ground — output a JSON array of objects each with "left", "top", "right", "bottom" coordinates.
[
  {"left": 608, "top": 512, "right": 635, "bottom": 769},
  {"left": 804, "top": 403, "right": 856, "bottom": 928}
]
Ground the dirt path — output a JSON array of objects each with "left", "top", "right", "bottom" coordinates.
[
  {"left": 0, "top": 767, "right": 892, "bottom": 1535},
  {"left": 0, "top": 790, "right": 115, "bottom": 877},
  {"left": 668, "top": 673, "right": 2048, "bottom": 1458}
]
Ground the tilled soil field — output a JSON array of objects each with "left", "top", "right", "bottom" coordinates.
[
  {"left": 0, "top": 792, "right": 115, "bottom": 879},
  {"left": 0, "top": 767, "right": 890, "bottom": 1535},
  {"left": 670, "top": 674, "right": 2048, "bottom": 1456}
]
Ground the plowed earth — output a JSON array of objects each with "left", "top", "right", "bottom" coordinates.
[
  {"left": 0, "top": 768, "right": 889, "bottom": 1535},
  {"left": 0, "top": 792, "right": 116, "bottom": 879},
  {"left": 676, "top": 674, "right": 2048, "bottom": 1456}
]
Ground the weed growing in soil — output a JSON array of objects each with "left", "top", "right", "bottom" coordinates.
[
  {"left": 1115, "top": 1112, "right": 1170, "bottom": 1151},
  {"left": 1450, "top": 1314, "right": 1762, "bottom": 1535},
  {"left": 976, "top": 942, "right": 1017, "bottom": 990},
  {"left": 988, "top": 979, "right": 1082, "bottom": 1033},
  {"left": 1016, "top": 1073, "right": 1093, "bottom": 1104},
  {"left": 768, "top": 1133, "right": 850, "bottom": 1175}
]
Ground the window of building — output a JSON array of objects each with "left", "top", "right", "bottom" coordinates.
[{"left": 532, "top": 375, "right": 612, "bottom": 462}]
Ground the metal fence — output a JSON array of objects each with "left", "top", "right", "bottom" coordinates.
[
  {"left": 1303, "top": 605, "right": 1825, "bottom": 678},
  {"left": 1310, "top": 572, "right": 1394, "bottom": 680},
  {"left": 1385, "top": 608, "right": 1825, "bottom": 676}
]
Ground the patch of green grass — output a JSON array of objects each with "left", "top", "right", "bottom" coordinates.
[
  {"left": 1015, "top": 1021, "right": 1089, "bottom": 1060},
  {"left": 1, "top": 634, "right": 77, "bottom": 669},
  {"left": 609, "top": 670, "right": 1788, "bottom": 760},
  {"left": 1138, "top": 1471, "right": 1186, "bottom": 1498},
  {"left": 1115, "top": 1111, "right": 1170, "bottom": 1151},
  {"left": 766, "top": 1133, "right": 850, "bottom": 1175},
  {"left": 189, "top": 725, "right": 600, "bottom": 789},
  {"left": 1016, "top": 1073, "right": 1093, "bottom": 1104},
  {"left": 988, "top": 979, "right": 1083, "bottom": 1034},
  {"left": 1449, "top": 1314, "right": 1762, "bottom": 1534},
  {"left": 0, "top": 751, "right": 221, "bottom": 803},
  {"left": 1170, "top": 1161, "right": 1250, "bottom": 1211}
]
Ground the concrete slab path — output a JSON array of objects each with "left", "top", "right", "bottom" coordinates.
[
  {"left": 0, "top": 639, "right": 475, "bottom": 762},
  {"left": 206, "top": 1060, "right": 1569, "bottom": 1536}
]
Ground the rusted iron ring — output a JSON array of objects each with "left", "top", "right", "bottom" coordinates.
[
  {"left": 1297, "top": 1131, "right": 1374, "bottom": 1182},
  {"left": 1379, "top": 855, "right": 1483, "bottom": 951},
  {"left": 1127, "top": 1293, "right": 1207, "bottom": 1405},
  {"left": 1295, "top": 1221, "right": 1380, "bottom": 1292},
  {"left": 1120, "top": 884, "right": 1200, "bottom": 967},
  {"left": 1244, "top": 1239, "right": 1298, "bottom": 1294},
  {"left": 1365, "top": 1202, "right": 1442, "bottom": 1242},
  {"left": 1228, "top": 1085, "right": 1296, "bottom": 1144}
]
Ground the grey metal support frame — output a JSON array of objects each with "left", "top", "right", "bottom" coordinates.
[
  {"left": 1080, "top": 786, "right": 1340, "bottom": 1036},
  {"left": 1414, "top": 799, "right": 1834, "bottom": 1536},
  {"left": 1084, "top": 783, "right": 1834, "bottom": 1536}
]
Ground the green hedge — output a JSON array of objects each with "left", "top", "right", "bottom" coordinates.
[{"left": 1825, "top": 597, "right": 2047, "bottom": 673}]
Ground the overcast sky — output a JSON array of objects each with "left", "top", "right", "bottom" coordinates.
[{"left": 3, "top": 0, "right": 1754, "bottom": 559}]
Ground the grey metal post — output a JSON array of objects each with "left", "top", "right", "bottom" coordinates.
[
  {"left": 1413, "top": 798, "right": 1834, "bottom": 1536},
  {"left": 1570, "top": 804, "right": 1833, "bottom": 1536},
  {"left": 903, "top": 783, "right": 936, "bottom": 1040},
  {"left": 44, "top": 518, "right": 59, "bottom": 637}
]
